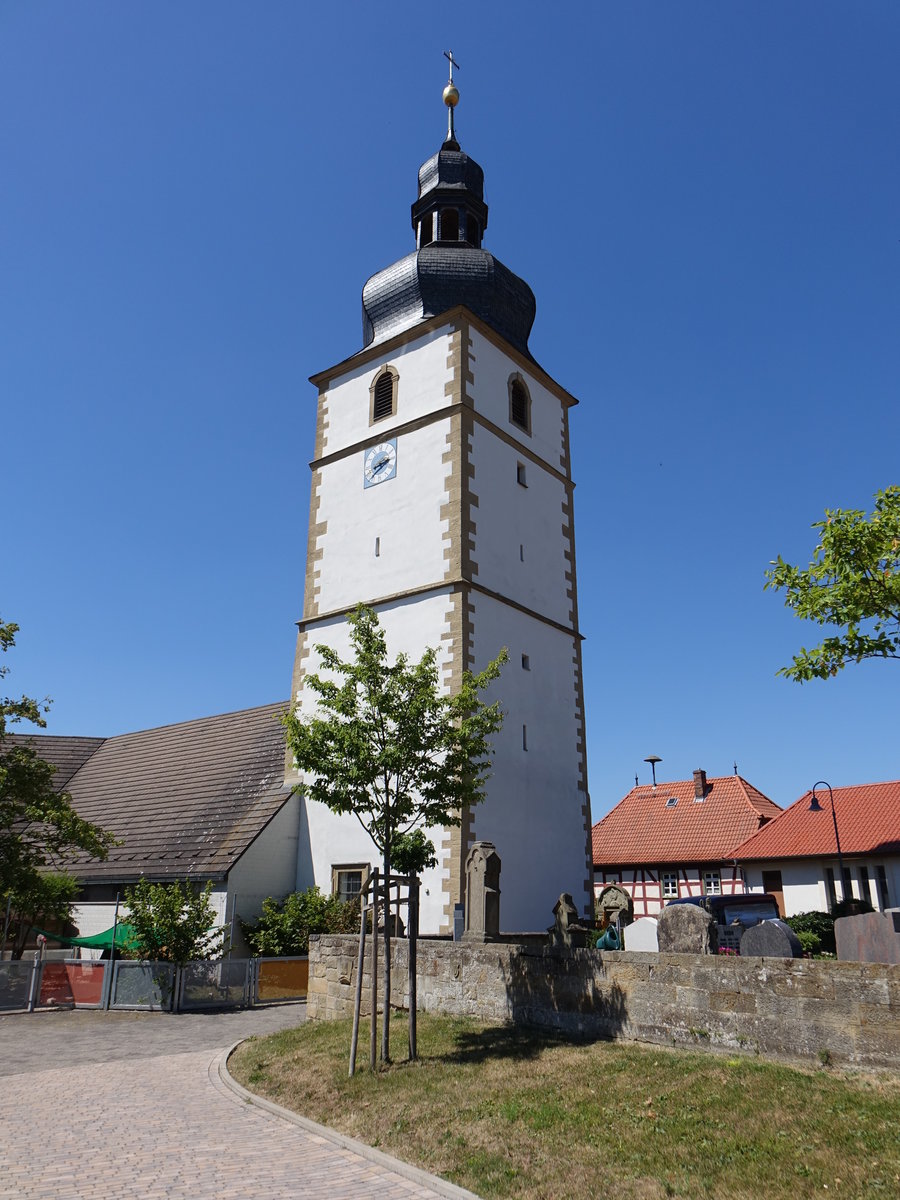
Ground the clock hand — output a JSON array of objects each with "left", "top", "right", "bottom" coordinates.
[{"left": 371, "top": 455, "right": 390, "bottom": 474}]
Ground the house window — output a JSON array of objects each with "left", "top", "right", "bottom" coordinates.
[
  {"left": 875, "top": 865, "right": 890, "bottom": 910},
  {"left": 521, "top": 653, "right": 530, "bottom": 670},
  {"left": 662, "top": 872, "right": 678, "bottom": 898},
  {"left": 858, "top": 865, "right": 872, "bottom": 907},
  {"left": 369, "top": 366, "right": 398, "bottom": 424},
  {"left": 508, "top": 375, "right": 531, "bottom": 434},
  {"left": 703, "top": 871, "right": 721, "bottom": 895},
  {"left": 419, "top": 213, "right": 433, "bottom": 247},
  {"left": 332, "top": 865, "right": 368, "bottom": 904},
  {"left": 516, "top": 461, "right": 527, "bottom": 487},
  {"left": 825, "top": 866, "right": 837, "bottom": 912},
  {"left": 665, "top": 796, "right": 678, "bottom": 808}
]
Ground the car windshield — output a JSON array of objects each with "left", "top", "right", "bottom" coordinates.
[{"left": 721, "top": 901, "right": 778, "bottom": 926}]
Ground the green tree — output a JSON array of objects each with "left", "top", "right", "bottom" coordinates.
[
  {"left": 1, "top": 619, "right": 116, "bottom": 937},
  {"left": 240, "top": 886, "right": 360, "bottom": 957},
  {"left": 123, "top": 877, "right": 225, "bottom": 965},
  {"left": 3, "top": 871, "right": 79, "bottom": 959},
  {"left": 283, "top": 604, "right": 506, "bottom": 1064},
  {"left": 765, "top": 486, "right": 900, "bottom": 681}
]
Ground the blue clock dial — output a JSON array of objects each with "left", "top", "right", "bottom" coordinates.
[{"left": 363, "top": 439, "right": 397, "bottom": 488}]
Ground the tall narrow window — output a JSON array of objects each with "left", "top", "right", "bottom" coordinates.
[
  {"left": 508, "top": 375, "right": 531, "bottom": 434},
  {"left": 876, "top": 865, "right": 890, "bottom": 909},
  {"left": 369, "top": 366, "right": 398, "bottom": 424},
  {"left": 441, "top": 208, "right": 459, "bottom": 240},
  {"left": 522, "top": 724, "right": 528, "bottom": 751},
  {"left": 858, "top": 865, "right": 872, "bottom": 906},
  {"left": 516, "top": 462, "right": 527, "bottom": 487},
  {"left": 466, "top": 215, "right": 480, "bottom": 245},
  {"left": 519, "top": 543, "right": 525, "bottom": 562},
  {"left": 825, "top": 867, "right": 837, "bottom": 912},
  {"left": 420, "top": 213, "right": 433, "bottom": 247},
  {"left": 521, "top": 653, "right": 530, "bottom": 671},
  {"left": 662, "top": 872, "right": 678, "bottom": 898}
]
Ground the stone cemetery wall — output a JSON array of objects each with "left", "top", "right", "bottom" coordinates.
[{"left": 307, "top": 935, "right": 900, "bottom": 1071}]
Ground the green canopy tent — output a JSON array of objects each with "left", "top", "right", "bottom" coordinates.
[{"left": 33, "top": 923, "right": 137, "bottom": 952}]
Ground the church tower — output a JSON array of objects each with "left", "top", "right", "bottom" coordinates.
[{"left": 289, "top": 67, "right": 594, "bottom": 931}]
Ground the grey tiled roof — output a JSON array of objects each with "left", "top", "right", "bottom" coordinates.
[
  {"left": 4, "top": 733, "right": 106, "bottom": 788},
  {"left": 6, "top": 703, "right": 290, "bottom": 884}
]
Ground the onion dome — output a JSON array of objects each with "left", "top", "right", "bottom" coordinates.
[{"left": 361, "top": 64, "right": 536, "bottom": 356}]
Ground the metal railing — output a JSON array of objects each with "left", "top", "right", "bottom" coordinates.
[{"left": 0, "top": 954, "right": 308, "bottom": 1013}]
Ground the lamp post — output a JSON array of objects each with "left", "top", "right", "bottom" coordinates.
[{"left": 809, "top": 781, "right": 847, "bottom": 906}]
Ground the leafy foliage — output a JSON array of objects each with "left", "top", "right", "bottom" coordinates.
[
  {"left": 391, "top": 829, "right": 438, "bottom": 876},
  {"left": 765, "top": 486, "right": 900, "bottom": 681},
  {"left": 784, "top": 910, "right": 835, "bottom": 956},
  {"left": 2, "top": 871, "right": 78, "bottom": 959},
  {"left": 832, "top": 896, "right": 875, "bottom": 919},
  {"left": 240, "top": 886, "right": 360, "bottom": 957},
  {"left": 0, "top": 618, "right": 116, "bottom": 904},
  {"left": 284, "top": 605, "right": 507, "bottom": 868},
  {"left": 123, "top": 877, "right": 225, "bottom": 965},
  {"left": 283, "top": 604, "right": 507, "bottom": 1063}
]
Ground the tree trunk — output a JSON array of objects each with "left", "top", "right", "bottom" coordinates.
[{"left": 381, "top": 846, "right": 391, "bottom": 1063}]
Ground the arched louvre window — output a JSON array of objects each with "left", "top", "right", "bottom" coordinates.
[
  {"left": 509, "top": 376, "right": 531, "bottom": 433},
  {"left": 370, "top": 367, "right": 398, "bottom": 424}
]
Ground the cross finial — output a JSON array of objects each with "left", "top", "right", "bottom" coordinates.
[{"left": 442, "top": 51, "right": 461, "bottom": 146}]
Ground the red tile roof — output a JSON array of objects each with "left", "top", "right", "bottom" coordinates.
[
  {"left": 592, "top": 775, "right": 781, "bottom": 867},
  {"left": 733, "top": 780, "right": 900, "bottom": 861}
]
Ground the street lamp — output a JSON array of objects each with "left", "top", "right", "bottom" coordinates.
[{"left": 809, "top": 780, "right": 847, "bottom": 906}]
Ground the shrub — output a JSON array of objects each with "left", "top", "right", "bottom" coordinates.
[
  {"left": 240, "top": 886, "right": 360, "bottom": 957},
  {"left": 832, "top": 897, "right": 875, "bottom": 920},
  {"left": 785, "top": 911, "right": 835, "bottom": 956}
]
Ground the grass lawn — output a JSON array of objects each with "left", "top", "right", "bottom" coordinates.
[{"left": 229, "top": 1013, "right": 900, "bottom": 1200}]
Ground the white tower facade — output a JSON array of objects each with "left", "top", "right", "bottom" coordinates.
[{"left": 289, "top": 95, "right": 593, "bottom": 932}]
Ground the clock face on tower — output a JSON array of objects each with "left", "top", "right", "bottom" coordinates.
[{"left": 363, "top": 439, "right": 397, "bottom": 488}]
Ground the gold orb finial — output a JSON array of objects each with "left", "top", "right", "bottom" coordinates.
[
  {"left": 442, "top": 51, "right": 461, "bottom": 144},
  {"left": 443, "top": 82, "right": 459, "bottom": 108}
]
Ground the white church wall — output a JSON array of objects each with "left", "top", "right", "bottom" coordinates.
[
  {"left": 321, "top": 324, "right": 454, "bottom": 455},
  {"left": 227, "top": 792, "right": 300, "bottom": 934},
  {"left": 468, "top": 422, "right": 572, "bottom": 627},
  {"left": 468, "top": 591, "right": 589, "bottom": 931},
  {"left": 313, "top": 420, "right": 452, "bottom": 614},
  {"left": 467, "top": 327, "right": 568, "bottom": 469},
  {"left": 294, "top": 591, "right": 456, "bottom": 935}
]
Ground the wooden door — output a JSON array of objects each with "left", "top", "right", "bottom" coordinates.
[{"left": 761, "top": 870, "right": 784, "bottom": 917}]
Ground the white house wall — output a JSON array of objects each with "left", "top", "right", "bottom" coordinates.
[
  {"left": 227, "top": 792, "right": 300, "bottom": 942},
  {"left": 743, "top": 857, "right": 899, "bottom": 916}
]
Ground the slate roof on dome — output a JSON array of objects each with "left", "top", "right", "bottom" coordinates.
[
  {"left": 7, "top": 702, "right": 290, "bottom": 883},
  {"left": 361, "top": 82, "right": 536, "bottom": 356},
  {"left": 733, "top": 780, "right": 900, "bottom": 861},
  {"left": 592, "top": 775, "right": 782, "bottom": 867}
]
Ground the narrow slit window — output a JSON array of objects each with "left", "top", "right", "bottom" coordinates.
[
  {"left": 519, "top": 544, "right": 525, "bottom": 562},
  {"left": 876, "top": 865, "right": 890, "bottom": 909},
  {"left": 521, "top": 653, "right": 530, "bottom": 671},
  {"left": 522, "top": 724, "right": 528, "bottom": 751},
  {"left": 374, "top": 537, "right": 381, "bottom": 558},
  {"left": 420, "top": 213, "right": 433, "bottom": 247},
  {"left": 516, "top": 462, "right": 527, "bottom": 487}
]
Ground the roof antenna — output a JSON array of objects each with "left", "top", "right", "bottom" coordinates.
[
  {"left": 634, "top": 772, "right": 639, "bottom": 788},
  {"left": 733, "top": 760, "right": 738, "bottom": 776},
  {"left": 443, "top": 50, "right": 460, "bottom": 147},
  {"left": 644, "top": 755, "right": 662, "bottom": 790}
]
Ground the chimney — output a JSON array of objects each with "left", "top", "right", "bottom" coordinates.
[{"left": 693, "top": 768, "right": 708, "bottom": 800}]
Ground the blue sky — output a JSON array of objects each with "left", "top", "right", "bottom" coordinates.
[{"left": 3, "top": 3, "right": 898, "bottom": 819}]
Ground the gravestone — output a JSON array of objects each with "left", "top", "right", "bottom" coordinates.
[
  {"left": 463, "top": 842, "right": 501, "bottom": 942},
  {"left": 657, "top": 903, "right": 717, "bottom": 954},
  {"left": 740, "top": 918, "right": 803, "bottom": 959},
  {"left": 549, "top": 892, "right": 591, "bottom": 948},
  {"left": 624, "top": 916, "right": 659, "bottom": 952},
  {"left": 595, "top": 884, "right": 634, "bottom": 929},
  {"left": 834, "top": 910, "right": 900, "bottom": 965}
]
